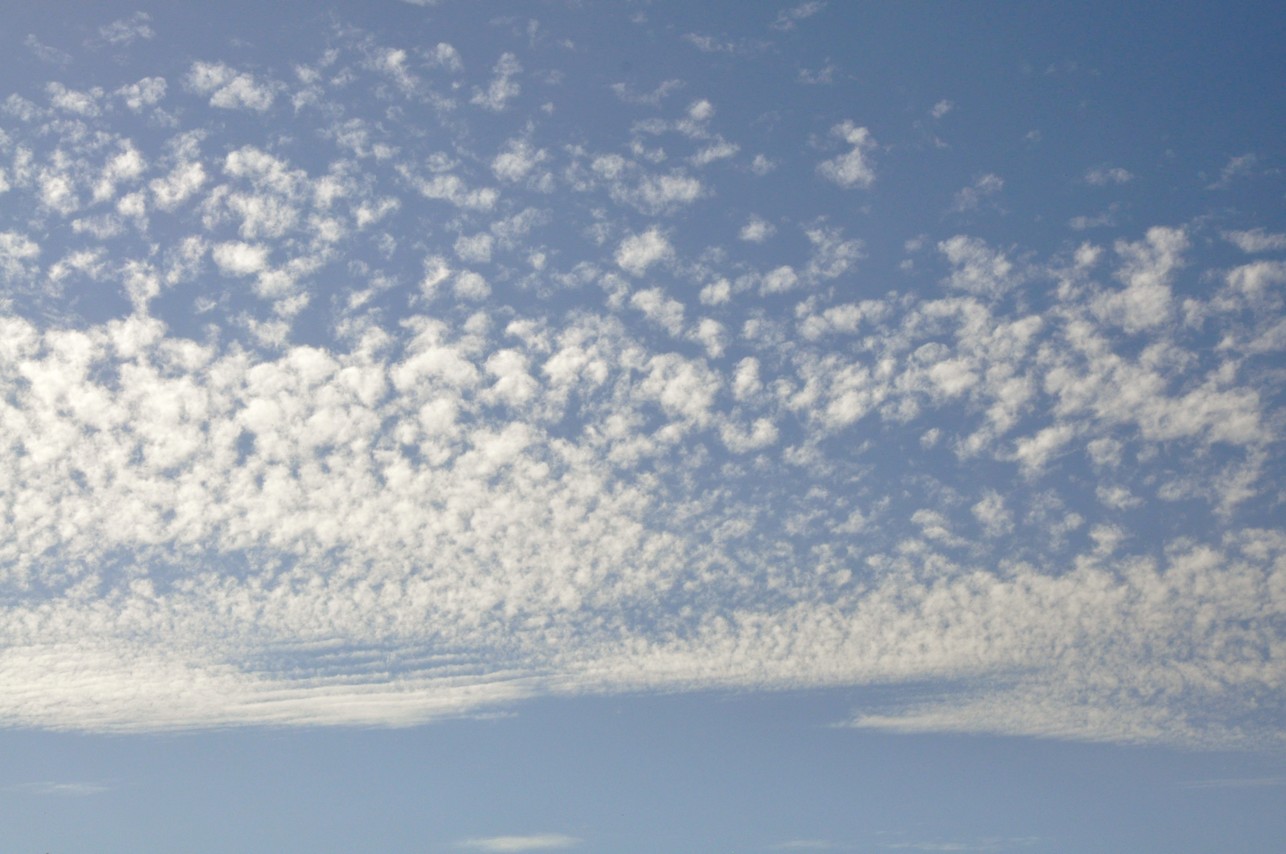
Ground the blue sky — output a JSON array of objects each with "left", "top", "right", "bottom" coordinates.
[{"left": 0, "top": 1, "right": 1283, "bottom": 850}]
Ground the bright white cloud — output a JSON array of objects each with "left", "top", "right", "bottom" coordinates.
[
  {"left": 186, "top": 61, "right": 275, "bottom": 111},
  {"left": 817, "top": 121, "right": 876, "bottom": 189},
  {"left": 615, "top": 228, "right": 673, "bottom": 276}
]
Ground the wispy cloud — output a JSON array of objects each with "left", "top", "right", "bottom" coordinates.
[
  {"left": 7, "top": 781, "right": 113, "bottom": 796},
  {"left": 457, "top": 834, "right": 581, "bottom": 852},
  {"left": 1178, "top": 777, "right": 1286, "bottom": 790}
]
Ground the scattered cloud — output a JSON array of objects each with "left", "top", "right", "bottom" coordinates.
[{"left": 0, "top": 7, "right": 1279, "bottom": 752}]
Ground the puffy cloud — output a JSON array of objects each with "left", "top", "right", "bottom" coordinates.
[
  {"left": 739, "top": 216, "right": 775, "bottom": 243},
  {"left": 817, "top": 121, "right": 876, "bottom": 189},
  {"left": 0, "top": 19, "right": 1279, "bottom": 752},
  {"left": 212, "top": 241, "right": 269, "bottom": 275},
  {"left": 615, "top": 228, "right": 673, "bottom": 276},
  {"left": 186, "top": 61, "right": 275, "bottom": 111}
]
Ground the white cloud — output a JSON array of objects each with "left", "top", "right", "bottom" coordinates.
[
  {"left": 455, "top": 233, "right": 495, "bottom": 264},
  {"left": 47, "top": 82, "right": 102, "bottom": 116},
  {"left": 1093, "top": 226, "right": 1187, "bottom": 332},
  {"left": 1207, "top": 153, "right": 1257, "bottom": 189},
  {"left": 771, "top": 1, "right": 827, "bottom": 31},
  {"left": 150, "top": 162, "right": 205, "bottom": 212},
  {"left": 98, "top": 12, "right": 154, "bottom": 46},
  {"left": 1224, "top": 228, "right": 1286, "bottom": 253},
  {"left": 952, "top": 173, "right": 1003, "bottom": 211},
  {"left": 631, "top": 287, "right": 685, "bottom": 336},
  {"left": 186, "top": 61, "right": 275, "bottom": 111},
  {"left": 0, "top": 21, "right": 1279, "bottom": 753},
  {"left": 615, "top": 228, "right": 673, "bottom": 276},
  {"left": 0, "top": 231, "right": 41, "bottom": 281},
  {"left": 492, "top": 139, "right": 547, "bottom": 183},
  {"left": 454, "top": 270, "right": 491, "bottom": 300},
  {"left": 472, "top": 52, "right": 522, "bottom": 111},
  {"left": 817, "top": 121, "right": 876, "bottom": 189},
  {"left": 1085, "top": 166, "right": 1133, "bottom": 186},
  {"left": 7, "top": 781, "right": 112, "bottom": 796},
  {"left": 427, "top": 42, "right": 464, "bottom": 72},
  {"left": 611, "top": 79, "right": 683, "bottom": 106},
  {"left": 457, "top": 835, "right": 580, "bottom": 852},
  {"left": 739, "top": 216, "right": 775, "bottom": 243},
  {"left": 24, "top": 34, "right": 72, "bottom": 66},
  {"left": 114, "top": 77, "right": 167, "bottom": 112},
  {"left": 212, "top": 241, "right": 270, "bottom": 276},
  {"left": 938, "top": 236, "right": 1017, "bottom": 297},
  {"left": 750, "top": 154, "right": 776, "bottom": 175},
  {"left": 760, "top": 265, "right": 799, "bottom": 294},
  {"left": 971, "top": 491, "right": 1012, "bottom": 537},
  {"left": 690, "top": 139, "right": 739, "bottom": 166}
]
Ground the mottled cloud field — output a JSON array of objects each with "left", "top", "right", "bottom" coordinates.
[{"left": 0, "top": 6, "right": 1282, "bottom": 746}]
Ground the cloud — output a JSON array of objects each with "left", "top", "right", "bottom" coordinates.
[
  {"left": 114, "top": 76, "right": 167, "bottom": 112},
  {"left": 186, "top": 61, "right": 276, "bottom": 111},
  {"left": 772, "top": 1, "right": 827, "bottom": 31},
  {"left": 682, "top": 33, "right": 769, "bottom": 55},
  {"left": 1224, "top": 228, "right": 1286, "bottom": 253},
  {"left": 952, "top": 173, "right": 1003, "bottom": 211},
  {"left": 6, "top": 781, "right": 112, "bottom": 796},
  {"left": 1085, "top": 166, "right": 1133, "bottom": 186},
  {"left": 611, "top": 79, "right": 684, "bottom": 107},
  {"left": 24, "top": 34, "right": 72, "bottom": 65},
  {"left": 615, "top": 228, "right": 673, "bottom": 276},
  {"left": 98, "top": 12, "right": 155, "bottom": 46},
  {"left": 1207, "top": 153, "right": 1257, "bottom": 189},
  {"left": 457, "top": 834, "right": 581, "bottom": 852},
  {"left": 472, "top": 53, "right": 522, "bottom": 111},
  {"left": 0, "top": 13, "right": 1279, "bottom": 753},
  {"left": 818, "top": 121, "right": 876, "bottom": 189},
  {"left": 938, "top": 236, "right": 1017, "bottom": 296},
  {"left": 1177, "top": 777, "right": 1286, "bottom": 790},
  {"left": 740, "top": 216, "right": 775, "bottom": 242},
  {"left": 212, "top": 241, "right": 270, "bottom": 276}
]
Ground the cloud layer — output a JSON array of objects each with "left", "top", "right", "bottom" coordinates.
[{"left": 0, "top": 9, "right": 1281, "bottom": 747}]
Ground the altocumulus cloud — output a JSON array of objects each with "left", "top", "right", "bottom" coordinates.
[{"left": 0, "top": 7, "right": 1281, "bottom": 749}]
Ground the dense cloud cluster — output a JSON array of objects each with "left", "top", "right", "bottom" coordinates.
[{"left": 0, "top": 9, "right": 1281, "bottom": 745}]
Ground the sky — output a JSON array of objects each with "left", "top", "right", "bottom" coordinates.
[{"left": 0, "top": 0, "right": 1284, "bottom": 851}]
